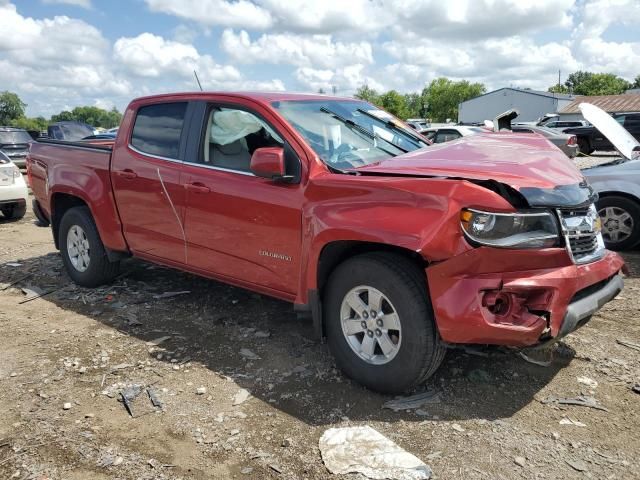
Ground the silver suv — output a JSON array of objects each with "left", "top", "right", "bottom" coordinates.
[{"left": 0, "top": 127, "right": 33, "bottom": 168}]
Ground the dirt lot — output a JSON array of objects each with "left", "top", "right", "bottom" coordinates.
[{"left": 1, "top": 204, "right": 639, "bottom": 480}]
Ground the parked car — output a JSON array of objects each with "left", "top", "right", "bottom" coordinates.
[
  {"left": 406, "top": 119, "right": 430, "bottom": 133},
  {"left": 0, "top": 126, "right": 33, "bottom": 168},
  {"left": 422, "top": 125, "right": 486, "bottom": 143},
  {"left": 564, "top": 112, "right": 640, "bottom": 154},
  {"left": 541, "top": 120, "right": 589, "bottom": 129},
  {"left": 27, "top": 92, "right": 624, "bottom": 394},
  {"left": 0, "top": 151, "right": 28, "bottom": 220},
  {"left": 47, "top": 121, "right": 95, "bottom": 142},
  {"left": 510, "top": 125, "right": 578, "bottom": 158},
  {"left": 580, "top": 103, "right": 640, "bottom": 250}
]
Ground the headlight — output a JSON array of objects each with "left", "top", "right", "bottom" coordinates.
[{"left": 460, "top": 208, "right": 559, "bottom": 248}]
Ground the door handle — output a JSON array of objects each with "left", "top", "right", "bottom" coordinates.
[
  {"left": 185, "top": 182, "right": 210, "bottom": 194},
  {"left": 116, "top": 169, "right": 137, "bottom": 179}
]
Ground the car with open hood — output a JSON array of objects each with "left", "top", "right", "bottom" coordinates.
[
  {"left": 580, "top": 103, "right": 640, "bottom": 250},
  {"left": 26, "top": 92, "right": 625, "bottom": 394}
]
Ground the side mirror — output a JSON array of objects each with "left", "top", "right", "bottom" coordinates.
[{"left": 250, "top": 147, "right": 290, "bottom": 181}]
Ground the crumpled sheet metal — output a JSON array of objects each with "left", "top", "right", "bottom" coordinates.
[{"left": 319, "top": 426, "right": 432, "bottom": 480}]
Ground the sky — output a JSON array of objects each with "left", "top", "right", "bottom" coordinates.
[{"left": 1, "top": 0, "right": 639, "bottom": 117}]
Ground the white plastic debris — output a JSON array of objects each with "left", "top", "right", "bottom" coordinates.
[
  {"left": 577, "top": 376, "right": 598, "bottom": 388},
  {"left": 233, "top": 388, "right": 251, "bottom": 406},
  {"left": 319, "top": 426, "right": 431, "bottom": 480},
  {"left": 559, "top": 417, "right": 587, "bottom": 427}
]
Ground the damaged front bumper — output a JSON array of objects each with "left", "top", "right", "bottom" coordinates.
[{"left": 426, "top": 247, "right": 625, "bottom": 347}]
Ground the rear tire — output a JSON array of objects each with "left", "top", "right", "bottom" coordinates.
[
  {"left": 577, "top": 138, "right": 593, "bottom": 155},
  {"left": 1, "top": 203, "right": 26, "bottom": 220},
  {"left": 597, "top": 196, "right": 640, "bottom": 250},
  {"left": 324, "top": 253, "right": 445, "bottom": 394},
  {"left": 59, "top": 206, "right": 120, "bottom": 287}
]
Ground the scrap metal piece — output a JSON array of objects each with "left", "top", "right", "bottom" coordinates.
[
  {"left": 382, "top": 390, "right": 441, "bottom": 412},
  {"left": 147, "top": 388, "right": 163, "bottom": 409},
  {"left": 542, "top": 395, "right": 608, "bottom": 412}
]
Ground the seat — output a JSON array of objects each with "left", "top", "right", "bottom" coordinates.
[{"left": 210, "top": 138, "right": 252, "bottom": 172}]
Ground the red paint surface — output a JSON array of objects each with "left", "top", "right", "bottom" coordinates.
[{"left": 27, "top": 92, "right": 625, "bottom": 347}]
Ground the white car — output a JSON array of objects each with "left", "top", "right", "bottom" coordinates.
[
  {"left": 423, "top": 125, "right": 487, "bottom": 143},
  {"left": 0, "top": 151, "right": 28, "bottom": 220}
]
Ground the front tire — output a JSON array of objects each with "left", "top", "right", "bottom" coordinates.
[
  {"left": 324, "top": 253, "right": 445, "bottom": 394},
  {"left": 597, "top": 196, "right": 640, "bottom": 250},
  {"left": 59, "top": 206, "right": 120, "bottom": 287}
]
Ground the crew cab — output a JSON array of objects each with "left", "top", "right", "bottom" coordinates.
[{"left": 27, "top": 92, "right": 625, "bottom": 394}]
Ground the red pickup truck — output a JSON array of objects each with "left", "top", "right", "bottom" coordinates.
[{"left": 28, "top": 92, "right": 625, "bottom": 393}]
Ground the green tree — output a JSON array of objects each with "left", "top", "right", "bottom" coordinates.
[
  {"left": 354, "top": 84, "right": 380, "bottom": 105},
  {"left": 0, "top": 91, "right": 27, "bottom": 125},
  {"left": 630, "top": 75, "right": 640, "bottom": 89},
  {"left": 560, "top": 71, "right": 631, "bottom": 95},
  {"left": 10, "top": 116, "right": 48, "bottom": 131},
  {"left": 50, "top": 106, "right": 122, "bottom": 128},
  {"left": 422, "top": 78, "right": 485, "bottom": 122},
  {"left": 548, "top": 84, "right": 569, "bottom": 94},
  {"left": 403, "top": 92, "right": 426, "bottom": 118},
  {"left": 377, "top": 90, "right": 409, "bottom": 119}
]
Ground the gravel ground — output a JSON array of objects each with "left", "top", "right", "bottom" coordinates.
[{"left": 1, "top": 202, "right": 639, "bottom": 480}]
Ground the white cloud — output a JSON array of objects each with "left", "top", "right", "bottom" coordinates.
[
  {"left": 42, "top": 0, "right": 92, "bottom": 8},
  {"left": 221, "top": 29, "right": 373, "bottom": 69},
  {"left": 145, "top": 0, "right": 272, "bottom": 29},
  {"left": 295, "top": 64, "right": 384, "bottom": 94}
]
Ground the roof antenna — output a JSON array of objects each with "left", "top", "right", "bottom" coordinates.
[{"left": 193, "top": 70, "right": 203, "bottom": 91}]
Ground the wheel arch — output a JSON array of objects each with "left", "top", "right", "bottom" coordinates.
[
  {"left": 50, "top": 192, "right": 89, "bottom": 249},
  {"left": 303, "top": 240, "right": 430, "bottom": 340}
]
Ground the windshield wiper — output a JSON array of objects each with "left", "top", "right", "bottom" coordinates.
[
  {"left": 356, "top": 108, "right": 428, "bottom": 148},
  {"left": 319, "top": 107, "right": 407, "bottom": 154}
]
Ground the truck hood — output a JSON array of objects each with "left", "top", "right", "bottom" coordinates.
[
  {"left": 579, "top": 102, "right": 640, "bottom": 161},
  {"left": 353, "top": 133, "right": 583, "bottom": 189},
  {"left": 352, "top": 133, "right": 595, "bottom": 208}
]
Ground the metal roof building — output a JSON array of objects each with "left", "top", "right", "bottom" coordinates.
[
  {"left": 458, "top": 87, "right": 575, "bottom": 124},
  {"left": 558, "top": 94, "right": 640, "bottom": 121}
]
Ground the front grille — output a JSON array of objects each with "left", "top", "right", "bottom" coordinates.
[{"left": 558, "top": 205, "right": 605, "bottom": 264}]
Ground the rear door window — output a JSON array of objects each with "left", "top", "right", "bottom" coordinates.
[
  {"left": 131, "top": 102, "right": 187, "bottom": 159},
  {"left": 434, "top": 129, "right": 461, "bottom": 143}
]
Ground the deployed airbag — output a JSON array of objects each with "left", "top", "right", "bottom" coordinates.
[{"left": 211, "top": 110, "right": 263, "bottom": 146}]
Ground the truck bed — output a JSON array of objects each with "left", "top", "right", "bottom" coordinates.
[{"left": 28, "top": 139, "right": 128, "bottom": 253}]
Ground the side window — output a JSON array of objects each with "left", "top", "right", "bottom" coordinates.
[
  {"left": 624, "top": 114, "right": 640, "bottom": 130},
  {"left": 614, "top": 115, "right": 626, "bottom": 126},
  {"left": 201, "top": 107, "right": 283, "bottom": 172},
  {"left": 131, "top": 102, "right": 187, "bottom": 159},
  {"left": 424, "top": 130, "right": 437, "bottom": 141},
  {"left": 434, "top": 129, "right": 461, "bottom": 143},
  {"left": 546, "top": 122, "right": 557, "bottom": 128},
  {"left": 513, "top": 128, "right": 534, "bottom": 133}
]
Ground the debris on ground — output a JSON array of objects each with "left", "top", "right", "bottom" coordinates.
[
  {"left": 514, "top": 456, "right": 526, "bottom": 467},
  {"left": 566, "top": 459, "right": 588, "bottom": 472},
  {"left": 559, "top": 418, "right": 587, "bottom": 427},
  {"left": 617, "top": 339, "right": 640, "bottom": 353},
  {"left": 541, "top": 395, "right": 608, "bottom": 411},
  {"left": 147, "top": 388, "right": 163, "bottom": 409},
  {"left": 519, "top": 348, "right": 554, "bottom": 367},
  {"left": 239, "top": 348, "right": 260, "bottom": 360},
  {"left": 382, "top": 390, "right": 441, "bottom": 412},
  {"left": 577, "top": 376, "right": 598, "bottom": 388},
  {"left": 152, "top": 291, "right": 191, "bottom": 299},
  {"left": 233, "top": 388, "right": 251, "bottom": 406},
  {"left": 319, "top": 426, "right": 432, "bottom": 479}
]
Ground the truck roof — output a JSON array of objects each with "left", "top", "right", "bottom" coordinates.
[{"left": 129, "top": 91, "right": 358, "bottom": 105}]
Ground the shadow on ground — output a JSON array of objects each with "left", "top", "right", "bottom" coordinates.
[{"left": 5, "top": 247, "right": 635, "bottom": 426}]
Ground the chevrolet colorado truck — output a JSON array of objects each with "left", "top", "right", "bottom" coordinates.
[{"left": 27, "top": 92, "right": 625, "bottom": 393}]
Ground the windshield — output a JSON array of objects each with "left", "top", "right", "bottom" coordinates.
[
  {"left": 0, "top": 130, "right": 32, "bottom": 144},
  {"left": 272, "top": 99, "right": 428, "bottom": 170}
]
